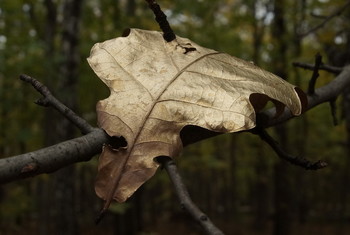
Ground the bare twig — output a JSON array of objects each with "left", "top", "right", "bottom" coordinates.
[
  {"left": 145, "top": 0, "right": 176, "bottom": 42},
  {"left": 310, "top": 12, "right": 328, "bottom": 19},
  {"left": 0, "top": 128, "right": 109, "bottom": 184},
  {"left": 20, "top": 74, "right": 95, "bottom": 134},
  {"left": 292, "top": 61, "right": 342, "bottom": 74},
  {"left": 157, "top": 156, "right": 225, "bottom": 235},
  {"left": 308, "top": 53, "right": 322, "bottom": 95},
  {"left": 252, "top": 128, "right": 328, "bottom": 170},
  {"left": 299, "top": 0, "right": 350, "bottom": 38}
]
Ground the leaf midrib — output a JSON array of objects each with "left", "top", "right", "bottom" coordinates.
[{"left": 104, "top": 50, "right": 222, "bottom": 204}]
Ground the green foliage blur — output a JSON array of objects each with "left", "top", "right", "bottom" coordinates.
[{"left": 1, "top": 0, "right": 350, "bottom": 234}]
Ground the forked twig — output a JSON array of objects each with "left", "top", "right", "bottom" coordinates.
[
  {"left": 294, "top": 54, "right": 339, "bottom": 126},
  {"left": 292, "top": 62, "right": 342, "bottom": 74},
  {"left": 307, "top": 53, "right": 322, "bottom": 95},
  {"left": 20, "top": 74, "right": 95, "bottom": 134},
  {"left": 157, "top": 156, "right": 225, "bottom": 235},
  {"left": 252, "top": 128, "right": 328, "bottom": 170}
]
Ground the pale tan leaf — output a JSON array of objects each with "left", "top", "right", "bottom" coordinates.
[{"left": 87, "top": 28, "right": 306, "bottom": 206}]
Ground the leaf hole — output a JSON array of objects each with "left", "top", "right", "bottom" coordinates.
[
  {"left": 180, "top": 125, "right": 220, "bottom": 146},
  {"left": 122, "top": 28, "right": 131, "bottom": 37},
  {"left": 294, "top": 87, "right": 308, "bottom": 113},
  {"left": 108, "top": 136, "right": 128, "bottom": 150},
  {"left": 154, "top": 156, "right": 172, "bottom": 165},
  {"left": 249, "top": 93, "right": 285, "bottom": 117}
]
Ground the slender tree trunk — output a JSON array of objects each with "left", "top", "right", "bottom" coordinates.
[
  {"left": 271, "top": 0, "right": 295, "bottom": 234},
  {"left": 228, "top": 135, "right": 238, "bottom": 218},
  {"left": 38, "top": 1, "right": 58, "bottom": 234},
  {"left": 249, "top": 0, "right": 270, "bottom": 230},
  {"left": 254, "top": 146, "right": 270, "bottom": 231},
  {"left": 126, "top": 0, "right": 136, "bottom": 16},
  {"left": 291, "top": 0, "right": 309, "bottom": 227},
  {"left": 46, "top": 0, "right": 83, "bottom": 234}
]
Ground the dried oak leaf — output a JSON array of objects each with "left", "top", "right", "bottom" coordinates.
[{"left": 87, "top": 28, "right": 306, "bottom": 207}]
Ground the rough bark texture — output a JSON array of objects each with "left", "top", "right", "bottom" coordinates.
[{"left": 0, "top": 129, "right": 107, "bottom": 184}]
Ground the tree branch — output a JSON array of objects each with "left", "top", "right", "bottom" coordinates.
[
  {"left": 292, "top": 61, "right": 342, "bottom": 74},
  {"left": 0, "top": 75, "right": 112, "bottom": 184},
  {"left": 0, "top": 128, "right": 109, "bottom": 184},
  {"left": 307, "top": 53, "right": 322, "bottom": 95},
  {"left": 252, "top": 128, "right": 327, "bottom": 170},
  {"left": 258, "top": 65, "right": 350, "bottom": 127},
  {"left": 20, "top": 74, "right": 95, "bottom": 134},
  {"left": 299, "top": 0, "right": 350, "bottom": 38},
  {"left": 157, "top": 156, "right": 225, "bottom": 235}
]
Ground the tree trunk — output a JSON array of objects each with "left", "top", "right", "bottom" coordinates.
[
  {"left": 41, "top": 0, "right": 83, "bottom": 234},
  {"left": 38, "top": 1, "right": 58, "bottom": 234},
  {"left": 271, "top": 0, "right": 295, "bottom": 234},
  {"left": 228, "top": 134, "right": 238, "bottom": 218},
  {"left": 249, "top": 0, "right": 270, "bottom": 230},
  {"left": 126, "top": 0, "right": 136, "bottom": 16}
]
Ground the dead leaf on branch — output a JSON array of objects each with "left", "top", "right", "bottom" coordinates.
[{"left": 87, "top": 28, "right": 307, "bottom": 208}]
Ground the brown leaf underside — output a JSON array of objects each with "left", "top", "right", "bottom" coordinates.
[{"left": 87, "top": 28, "right": 306, "bottom": 209}]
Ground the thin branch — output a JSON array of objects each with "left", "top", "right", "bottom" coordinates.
[
  {"left": 307, "top": 53, "right": 322, "bottom": 95},
  {"left": 299, "top": 0, "right": 350, "bottom": 38},
  {"left": 310, "top": 12, "right": 328, "bottom": 19},
  {"left": 145, "top": 0, "right": 176, "bottom": 42},
  {"left": 302, "top": 53, "right": 339, "bottom": 128},
  {"left": 292, "top": 61, "right": 342, "bottom": 74},
  {"left": 0, "top": 128, "right": 109, "bottom": 184},
  {"left": 252, "top": 128, "right": 327, "bottom": 170},
  {"left": 157, "top": 156, "right": 225, "bottom": 235},
  {"left": 20, "top": 74, "right": 95, "bottom": 134},
  {"left": 259, "top": 65, "right": 350, "bottom": 127}
]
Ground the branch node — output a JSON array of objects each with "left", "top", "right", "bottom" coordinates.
[
  {"left": 307, "top": 53, "right": 322, "bottom": 95},
  {"left": 35, "top": 97, "right": 50, "bottom": 107},
  {"left": 292, "top": 61, "right": 342, "bottom": 74},
  {"left": 20, "top": 163, "right": 38, "bottom": 174},
  {"left": 20, "top": 74, "right": 95, "bottom": 134}
]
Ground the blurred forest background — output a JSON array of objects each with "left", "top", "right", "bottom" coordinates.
[{"left": 1, "top": 0, "right": 350, "bottom": 234}]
